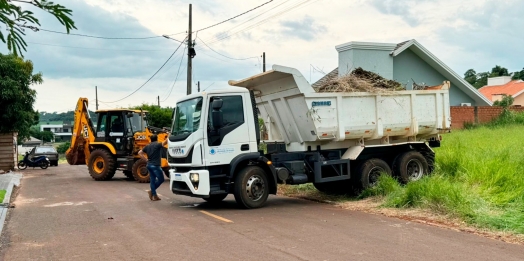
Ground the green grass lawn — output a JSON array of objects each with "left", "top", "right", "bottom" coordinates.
[
  {"left": 0, "top": 190, "right": 6, "bottom": 203},
  {"left": 281, "top": 111, "right": 524, "bottom": 235}
]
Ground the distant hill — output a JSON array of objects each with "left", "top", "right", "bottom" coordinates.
[{"left": 39, "top": 111, "right": 98, "bottom": 125}]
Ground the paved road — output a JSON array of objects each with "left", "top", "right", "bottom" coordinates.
[{"left": 1, "top": 165, "right": 523, "bottom": 261}]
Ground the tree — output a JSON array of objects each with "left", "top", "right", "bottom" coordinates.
[
  {"left": 0, "top": 0, "right": 76, "bottom": 56},
  {"left": 493, "top": 94, "right": 514, "bottom": 108},
  {"left": 490, "top": 65, "right": 510, "bottom": 77},
  {"left": 464, "top": 69, "right": 477, "bottom": 85},
  {"left": 131, "top": 104, "right": 173, "bottom": 129},
  {"left": 512, "top": 68, "right": 524, "bottom": 81},
  {"left": 0, "top": 53, "right": 41, "bottom": 141},
  {"left": 30, "top": 129, "right": 54, "bottom": 142}
]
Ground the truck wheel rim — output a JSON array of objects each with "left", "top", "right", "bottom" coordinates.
[
  {"left": 93, "top": 157, "right": 105, "bottom": 173},
  {"left": 246, "top": 175, "right": 265, "bottom": 201},
  {"left": 368, "top": 166, "right": 384, "bottom": 186},
  {"left": 407, "top": 159, "right": 423, "bottom": 181}
]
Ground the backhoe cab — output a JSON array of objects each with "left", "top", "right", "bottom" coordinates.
[{"left": 66, "top": 98, "right": 170, "bottom": 183}]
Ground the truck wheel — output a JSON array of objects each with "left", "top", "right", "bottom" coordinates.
[
  {"left": 233, "top": 166, "right": 269, "bottom": 209},
  {"left": 123, "top": 170, "right": 135, "bottom": 180},
  {"left": 355, "top": 158, "right": 392, "bottom": 190},
  {"left": 162, "top": 167, "right": 170, "bottom": 179},
  {"left": 132, "top": 159, "right": 150, "bottom": 183},
  {"left": 203, "top": 194, "right": 228, "bottom": 204},
  {"left": 88, "top": 149, "right": 116, "bottom": 181},
  {"left": 393, "top": 151, "right": 428, "bottom": 183}
]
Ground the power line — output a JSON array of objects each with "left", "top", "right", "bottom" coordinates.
[
  {"left": 196, "top": 36, "right": 259, "bottom": 61},
  {"left": 25, "top": 41, "right": 173, "bottom": 52},
  {"left": 194, "top": 0, "right": 275, "bottom": 33},
  {"left": 101, "top": 36, "right": 187, "bottom": 103},
  {"left": 161, "top": 46, "right": 187, "bottom": 102},
  {"left": 207, "top": 0, "right": 312, "bottom": 45},
  {"left": 37, "top": 28, "right": 186, "bottom": 40}
]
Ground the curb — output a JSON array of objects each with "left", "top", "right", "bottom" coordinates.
[{"left": 0, "top": 174, "right": 22, "bottom": 237}]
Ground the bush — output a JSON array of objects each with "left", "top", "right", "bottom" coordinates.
[{"left": 56, "top": 142, "right": 71, "bottom": 154}]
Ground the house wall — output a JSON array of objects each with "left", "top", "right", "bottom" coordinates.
[
  {"left": 338, "top": 49, "right": 394, "bottom": 79},
  {"left": 393, "top": 49, "right": 476, "bottom": 106},
  {"left": 0, "top": 133, "right": 17, "bottom": 171},
  {"left": 450, "top": 106, "right": 524, "bottom": 129},
  {"left": 512, "top": 94, "right": 524, "bottom": 106}
]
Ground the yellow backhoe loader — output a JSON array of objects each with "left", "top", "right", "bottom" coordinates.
[{"left": 65, "top": 98, "right": 170, "bottom": 182}]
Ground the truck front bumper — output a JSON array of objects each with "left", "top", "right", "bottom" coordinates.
[{"left": 169, "top": 169, "right": 210, "bottom": 197}]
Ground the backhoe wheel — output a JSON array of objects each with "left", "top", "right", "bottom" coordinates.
[
  {"left": 354, "top": 158, "right": 392, "bottom": 190},
  {"left": 132, "top": 159, "right": 150, "bottom": 183},
  {"left": 203, "top": 194, "right": 228, "bottom": 204},
  {"left": 162, "top": 167, "right": 170, "bottom": 179},
  {"left": 123, "top": 170, "right": 135, "bottom": 180},
  {"left": 393, "top": 151, "right": 428, "bottom": 184},
  {"left": 88, "top": 149, "right": 116, "bottom": 181},
  {"left": 233, "top": 166, "right": 269, "bottom": 209}
]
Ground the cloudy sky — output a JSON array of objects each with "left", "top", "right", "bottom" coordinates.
[{"left": 2, "top": 0, "right": 522, "bottom": 112}]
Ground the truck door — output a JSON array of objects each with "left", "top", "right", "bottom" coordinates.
[{"left": 205, "top": 94, "right": 250, "bottom": 166}]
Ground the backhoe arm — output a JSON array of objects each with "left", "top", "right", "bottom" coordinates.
[{"left": 66, "top": 98, "right": 96, "bottom": 165}]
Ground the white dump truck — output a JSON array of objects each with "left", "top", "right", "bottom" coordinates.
[{"left": 167, "top": 65, "right": 451, "bottom": 208}]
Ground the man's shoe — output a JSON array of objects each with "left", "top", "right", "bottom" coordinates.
[
  {"left": 152, "top": 195, "right": 161, "bottom": 201},
  {"left": 147, "top": 190, "right": 153, "bottom": 200}
]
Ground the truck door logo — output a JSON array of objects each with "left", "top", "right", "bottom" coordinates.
[{"left": 210, "top": 149, "right": 216, "bottom": 155}]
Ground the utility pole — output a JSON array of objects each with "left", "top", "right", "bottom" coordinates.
[
  {"left": 95, "top": 86, "right": 99, "bottom": 110},
  {"left": 157, "top": 96, "right": 160, "bottom": 107},
  {"left": 263, "top": 52, "right": 266, "bottom": 72},
  {"left": 186, "top": 4, "right": 193, "bottom": 95},
  {"left": 197, "top": 81, "right": 200, "bottom": 92}
]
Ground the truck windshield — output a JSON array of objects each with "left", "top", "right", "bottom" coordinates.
[
  {"left": 128, "top": 112, "right": 147, "bottom": 133},
  {"left": 171, "top": 97, "right": 203, "bottom": 136}
]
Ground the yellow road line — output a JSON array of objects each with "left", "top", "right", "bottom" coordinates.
[{"left": 199, "top": 210, "right": 233, "bottom": 223}]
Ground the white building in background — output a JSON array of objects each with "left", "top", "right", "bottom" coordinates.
[{"left": 40, "top": 124, "right": 73, "bottom": 142}]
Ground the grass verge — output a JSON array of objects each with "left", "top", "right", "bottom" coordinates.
[
  {"left": 279, "top": 123, "right": 524, "bottom": 237},
  {"left": 0, "top": 190, "right": 6, "bottom": 203}
]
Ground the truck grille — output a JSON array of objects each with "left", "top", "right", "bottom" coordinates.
[{"left": 168, "top": 147, "right": 193, "bottom": 164}]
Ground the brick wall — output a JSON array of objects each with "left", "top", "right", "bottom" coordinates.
[{"left": 451, "top": 106, "right": 524, "bottom": 129}]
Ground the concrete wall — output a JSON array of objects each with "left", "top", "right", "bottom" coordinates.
[{"left": 393, "top": 49, "right": 476, "bottom": 106}]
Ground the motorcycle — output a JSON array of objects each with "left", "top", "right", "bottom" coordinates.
[{"left": 18, "top": 151, "right": 50, "bottom": 170}]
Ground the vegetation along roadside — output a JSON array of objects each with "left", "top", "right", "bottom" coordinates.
[{"left": 278, "top": 110, "right": 524, "bottom": 244}]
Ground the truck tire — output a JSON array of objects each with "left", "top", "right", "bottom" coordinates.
[
  {"left": 203, "top": 194, "right": 228, "bottom": 204},
  {"left": 233, "top": 166, "right": 269, "bottom": 209},
  {"left": 355, "top": 158, "right": 392, "bottom": 190},
  {"left": 88, "top": 149, "right": 116, "bottom": 181},
  {"left": 132, "top": 159, "right": 150, "bottom": 183},
  {"left": 123, "top": 170, "right": 135, "bottom": 180},
  {"left": 392, "top": 151, "right": 428, "bottom": 184}
]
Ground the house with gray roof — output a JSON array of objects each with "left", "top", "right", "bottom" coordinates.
[{"left": 313, "top": 39, "right": 491, "bottom": 106}]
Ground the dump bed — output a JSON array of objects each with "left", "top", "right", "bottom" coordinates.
[{"left": 229, "top": 65, "right": 450, "bottom": 148}]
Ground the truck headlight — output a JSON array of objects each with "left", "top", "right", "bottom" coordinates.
[{"left": 190, "top": 173, "right": 199, "bottom": 183}]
